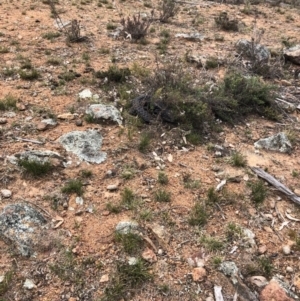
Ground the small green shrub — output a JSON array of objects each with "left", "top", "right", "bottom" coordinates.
[
  {"left": 0, "top": 94, "right": 17, "bottom": 111},
  {"left": 59, "top": 70, "right": 77, "bottom": 82},
  {"left": 200, "top": 235, "right": 224, "bottom": 251},
  {"left": 61, "top": 179, "right": 84, "bottom": 196},
  {"left": 42, "top": 31, "right": 61, "bottom": 40},
  {"left": 154, "top": 189, "right": 171, "bottom": 202},
  {"left": 46, "top": 57, "right": 62, "bottom": 65},
  {"left": 230, "top": 152, "right": 247, "bottom": 167},
  {"left": 226, "top": 222, "right": 242, "bottom": 241},
  {"left": 183, "top": 173, "right": 200, "bottom": 189},
  {"left": 79, "top": 169, "right": 93, "bottom": 178},
  {"left": 188, "top": 203, "right": 208, "bottom": 227},
  {"left": 159, "top": 0, "right": 180, "bottom": 23},
  {"left": 257, "top": 256, "right": 274, "bottom": 278},
  {"left": 215, "top": 11, "right": 239, "bottom": 31},
  {"left": 19, "top": 68, "right": 40, "bottom": 80},
  {"left": 206, "top": 57, "right": 219, "bottom": 69},
  {"left": 207, "top": 187, "right": 219, "bottom": 203},
  {"left": 138, "top": 133, "right": 151, "bottom": 153},
  {"left": 18, "top": 159, "right": 53, "bottom": 177},
  {"left": 115, "top": 232, "right": 144, "bottom": 254},
  {"left": 106, "top": 202, "right": 122, "bottom": 214},
  {"left": 158, "top": 172, "right": 168, "bottom": 185},
  {"left": 102, "top": 259, "right": 152, "bottom": 301},
  {"left": 121, "top": 187, "right": 137, "bottom": 209},
  {"left": 248, "top": 180, "right": 267, "bottom": 205},
  {"left": 95, "top": 65, "right": 131, "bottom": 83},
  {"left": 0, "top": 270, "right": 13, "bottom": 295}
]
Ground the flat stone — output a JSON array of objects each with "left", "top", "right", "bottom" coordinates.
[
  {"left": 282, "top": 245, "right": 291, "bottom": 255},
  {"left": 59, "top": 130, "right": 107, "bottom": 164},
  {"left": 115, "top": 221, "right": 139, "bottom": 234},
  {"left": 79, "top": 88, "right": 92, "bottom": 99},
  {"left": 1, "top": 189, "right": 12, "bottom": 198},
  {"left": 86, "top": 104, "right": 123, "bottom": 126},
  {"left": 0, "top": 118, "right": 7, "bottom": 124}
]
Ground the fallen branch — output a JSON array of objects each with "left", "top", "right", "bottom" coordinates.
[
  {"left": 251, "top": 167, "right": 300, "bottom": 206},
  {"left": 15, "top": 137, "right": 44, "bottom": 145}
]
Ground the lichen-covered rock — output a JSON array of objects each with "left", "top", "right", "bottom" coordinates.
[
  {"left": 59, "top": 130, "right": 107, "bottom": 164},
  {"left": 0, "top": 203, "right": 48, "bottom": 256},
  {"left": 236, "top": 39, "right": 270, "bottom": 63},
  {"left": 254, "top": 132, "right": 292, "bottom": 153},
  {"left": 86, "top": 104, "right": 123, "bottom": 125}
]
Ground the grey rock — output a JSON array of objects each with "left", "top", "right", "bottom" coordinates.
[
  {"left": 86, "top": 104, "right": 123, "bottom": 126},
  {"left": 249, "top": 276, "right": 268, "bottom": 288},
  {"left": 242, "top": 228, "right": 257, "bottom": 249},
  {"left": 75, "top": 197, "right": 84, "bottom": 205},
  {"left": 23, "top": 279, "right": 36, "bottom": 290},
  {"left": 1, "top": 189, "right": 12, "bottom": 198},
  {"left": 115, "top": 221, "right": 139, "bottom": 234},
  {"left": 219, "top": 261, "right": 239, "bottom": 278},
  {"left": 41, "top": 118, "right": 58, "bottom": 127},
  {"left": 10, "top": 150, "right": 65, "bottom": 166},
  {"left": 284, "top": 44, "right": 300, "bottom": 65},
  {"left": 59, "top": 130, "right": 107, "bottom": 164},
  {"left": 175, "top": 32, "right": 205, "bottom": 41},
  {"left": 0, "top": 203, "right": 48, "bottom": 256},
  {"left": 0, "top": 118, "right": 7, "bottom": 124},
  {"left": 79, "top": 88, "right": 92, "bottom": 99},
  {"left": 254, "top": 132, "right": 292, "bottom": 153},
  {"left": 236, "top": 38, "right": 270, "bottom": 63}
]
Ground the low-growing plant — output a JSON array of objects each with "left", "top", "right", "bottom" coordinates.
[
  {"left": 18, "top": 159, "right": 53, "bottom": 177},
  {"left": 226, "top": 222, "right": 243, "bottom": 241},
  {"left": 158, "top": 172, "right": 168, "bottom": 185},
  {"left": 61, "top": 179, "right": 84, "bottom": 196},
  {"left": 0, "top": 270, "right": 13, "bottom": 295},
  {"left": 102, "top": 259, "right": 152, "bottom": 301},
  {"left": 206, "top": 57, "right": 219, "bottom": 69},
  {"left": 79, "top": 169, "right": 93, "bottom": 178},
  {"left": 230, "top": 152, "right": 247, "bottom": 167},
  {"left": 257, "top": 256, "right": 274, "bottom": 278},
  {"left": 183, "top": 173, "right": 200, "bottom": 189},
  {"left": 46, "top": 57, "right": 62, "bottom": 65},
  {"left": 248, "top": 179, "right": 267, "bottom": 205},
  {"left": 207, "top": 187, "right": 219, "bottom": 203},
  {"left": 115, "top": 232, "right": 144, "bottom": 254},
  {"left": 212, "top": 256, "right": 222, "bottom": 267},
  {"left": 106, "top": 23, "right": 117, "bottom": 30},
  {"left": 121, "top": 187, "right": 138, "bottom": 209},
  {"left": 188, "top": 202, "right": 208, "bottom": 227},
  {"left": 200, "top": 235, "right": 224, "bottom": 251},
  {"left": 138, "top": 133, "right": 151, "bottom": 153},
  {"left": 59, "top": 70, "right": 77, "bottom": 82},
  {"left": 138, "top": 209, "right": 153, "bottom": 221},
  {"left": 42, "top": 31, "right": 61, "bottom": 40},
  {"left": 106, "top": 202, "right": 122, "bottom": 214},
  {"left": 215, "top": 11, "right": 239, "bottom": 31},
  {"left": 0, "top": 94, "right": 17, "bottom": 111},
  {"left": 120, "top": 12, "right": 153, "bottom": 40},
  {"left": 154, "top": 189, "right": 171, "bottom": 202},
  {"left": 19, "top": 68, "right": 40, "bottom": 80},
  {"left": 95, "top": 65, "right": 131, "bottom": 83},
  {"left": 159, "top": 0, "right": 179, "bottom": 23}
]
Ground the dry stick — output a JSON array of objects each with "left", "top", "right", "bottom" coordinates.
[
  {"left": 251, "top": 167, "right": 300, "bottom": 206},
  {"left": 15, "top": 137, "right": 44, "bottom": 145}
]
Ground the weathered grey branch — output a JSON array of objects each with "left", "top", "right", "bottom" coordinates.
[{"left": 251, "top": 167, "right": 300, "bottom": 206}]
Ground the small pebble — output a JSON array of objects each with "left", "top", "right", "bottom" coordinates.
[
  {"left": 286, "top": 266, "right": 293, "bottom": 273},
  {"left": 0, "top": 118, "right": 7, "bottom": 124},
  {"left": 282, "top": 245, "right": 291, "bottom": 255},
  {"left": 1, "top": 189, "right": 12, "bottom": 198},
  {"left": 75, "top": 119, "right": 83, "bottom": 126},
  {"left": 107, "top": 184, "right": 118, "bottom": 191}
]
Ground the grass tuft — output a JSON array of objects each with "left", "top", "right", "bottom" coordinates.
[
  {"left": 61, "top": 179, "right": 84, "bottom": 196},
  {"left": 18, "top": 159, "right": 53, "bottom": 177},
  {"left": 154, "top": 189, "right": 171, "bottom": 202}
]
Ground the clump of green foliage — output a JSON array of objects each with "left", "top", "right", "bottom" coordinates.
[
  {"left": 121, "top": 187, "right": 139, "bottom": 209},
  {"left": 0, "top": 270, "right": 13, "bottom": 295},
  {"left": 138, "top": 133, "right": 151, "bottom": 153},
  {"left": 19, "top": 68, "right": 40, "bottom": 80},
  {"left": 18, "top": 159, "right": 53, "bottom": 177},
  {"left": 158, "top": 172, "right": 169, "bottom": 185},
  {"left": 159, "top": 0, "right": 180, "bottom": 23},
  {"left": 61, "top": 179, "right": 84, "bottom": 196},
  {"left": 207, "top": 187, "right": 219, "bottom": 203},
  {"left": 257, "top": 256, "right": 274, "bottom": 278},
  {"left": 42, "top": 31, "right": 61, "bottom": 40},
  {"left": 183, "top": 173, "right": 200, "bottom": 189},
  {"left": 248, "top": 179, "right": 267, "bottom": 205},
  {"left": 154, "top": 189, "right": 171, "bottom": 202},
  {"left": 115, "top": 232, "right": 144, "bottom": 254},
  {"left": 0, "top": 94, "right": 17, "bottom": 111},
  {"left": 95, "top": 65, "right": 131, "bottom": 82},
  {"left": 210, "top": 71, "right": 279, "bottom": 122},
  {"left": 188, "top": 202, "right": 208, "bottom": 227},
  {"left": 200, "top": 235, "right": 224, "bottom": 251},
  {"left": 215, "top": 11, "right": 239, "bottom": 31},
  {"left": 102, "top": 259, "right": 152, "bottom": 301},
  {"left": 226, "top": 222, "right": 243, "bottom": 241},
  {"left": 230, "top": 152, "right": 247, "bottom": 167}
]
